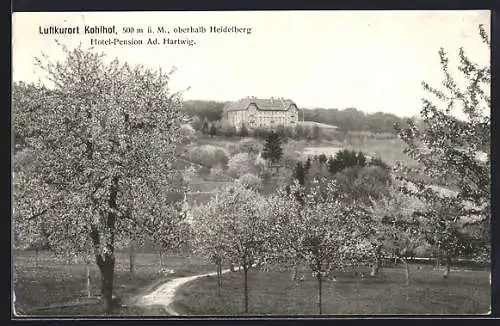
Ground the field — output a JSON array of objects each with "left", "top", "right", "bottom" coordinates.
[
  {"left": 13, "top": 250, "right": 214, "bottom": 316},
  {"left": 173, "top": 264, "right": 490, "bottom": 315},
  {"left": 291, "top": 137, "right": 418, "bottom": 167},
  {"left": 191, "top": 132, "right": 417, "bottom": 169}
]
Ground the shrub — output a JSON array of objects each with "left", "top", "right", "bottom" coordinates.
[
  {"left": 209, "top": 164, "right": 226, "bottom": 180},
  {"left": 190, "top": 115, "right": 202, "bottom": 131},
  {"left": 240, "top": 124, "right": 249, "bottom": 137},
  {"left": 251, "top": 127, "right": 272, "bottom": 139},
  {"left": 186, "top": 145, "right": 230, "bottom": 169},
  {"left": 237, "top": 138, "right": 263, "bottom": 155},
  {"left": 180, "top": 124, "right": 196, "bottom": 144},
  {"left": 282, "top": 151, "right": 300, "bottom": 170},
  {"left": 201, "top": 118, "right": 210, "bottom": 134},
  {"left": 209, "top": 124, "right": 217, "bottom": 137},
  {"left": 238, "top": 173, "right": 263, "bottom": 190},
  {"left": 227, "top": 152, "right": 258, "bottom": 178}
]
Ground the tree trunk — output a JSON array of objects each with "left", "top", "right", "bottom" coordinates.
[
  {"left": 291, "top": 265, "right": 298, "bottom": 281},
  {"left": 217, "top": 262, "right": 222, "bottom": 288},
  {"left": 34, "top": 248, "right": 39, "bottom": 268},
  {"left": 86, "top": 263, "right": 91, "bottom": 298},
  {"left": 243, "top": 265, "right": 249, "bottom": 313},
  {"left": 216, "top": 262, "right": 222, "bottom": 296},
  {"left": 93, "top": 175, "right": 119, "bottom": 314},
  {"left": 158, "top": 251, "right": 163, "bottom": 272},
  {"left": 97, "top": 254, "right": 115, "bottom": 314},
  {"left": 129, "top": 243, "right": 135, "bottom": 273},
  {"left": 443, "top": 254, "right": 451, "bottom": 279},
  {"left": 436, "top": 245, "right": 441, "bottom": 269},
  {"left": 402, "top": 258, "right": 410, "bottom": 302},
  {"left": 370, "top": 246, "right": 382, "bottom": 277},
  {"left": 404, "top": 258, "right": 410, "bottom": 286},
  {"left": 317, "top": 273, "right": 323, "bottom": 315},
  {"left": 370, "top": 256, "right": 382, "bottom": 277}
]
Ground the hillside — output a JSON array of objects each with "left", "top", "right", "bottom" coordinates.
[{"left": 298, "top": 121, "right": 339, "bottom": 130}]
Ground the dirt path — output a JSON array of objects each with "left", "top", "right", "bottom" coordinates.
[{"left": 135, "top": 269, "right": 231, "bottom": 316}]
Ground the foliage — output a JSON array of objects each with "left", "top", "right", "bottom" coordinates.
[
  {"left": 317, "top": 153, "right": 328, "bottom": 165},
  {"left": 12, "top": 44, "right": 186, "bottom": 312},
  {"left": 369, "top": 156, "right": 390, "bottom": 171},
  {"left": 303, "top": 107, "right": 407, "bottom": 134},
  {"left": 192, "top": 184, "right": 270, "bottom": 312},
  {"left": 210, "top": 123, "right": 217, "bottom": 137},
  {"left": 334, "top": 166, "right": 391, "bottom": 204},
  {"left": 267, "top": 179, "right": 374, "bottom": 314},
  {"left": 239, "top": 124, "right": 249, "bottom": 137},
  {"left": 275, "top": 125, "right": 294, "bottom": 141},
  {"left": 304, "top": 157, "right": 312, "bottom": 172},
  {"left": 327, "top": 149, "right": 366, "bottom": 175},
  {"left": 190, "top": 115, "right": 202, "bottom": 131},
  {"left": 201, "top": 118, "right": 210, "bottom": 134},
  {"left": 370, "top": 187, "right": 426, "bottom": 258},
  {"left": 238, "top": 173, "right": 263, "bottom": 191},
  {"left": 420, "top": 195, "right": 480, "bottom": 267},
  {"left": 227, "top": 152, "right": 260, "bottom": 179},
  {"left": 292, "top": 162, "right": 306, "bottom": 186},
  {"left": 182, "top": 100, "right": 225, "bottom": 122},
  {"left": 305, "top": 159, "right": 330, "bottom": 185},
  {"left": 219, "top": 123, "right": 237, "bottom": 138},
  {"left": 179, "top": 124, "right": 196, "bottom": 144},
  {"left": 368, "top": 186, "right": 428, "bottom": 285},
  {"left": 251, "top": 127, "right": 272, "bottom": 139},
  {"left": 237, "top": 138, "right": 262, "bottom": 155},
  {"left": 209, "top": 164, "right": 226, "bottom": 180},
  {"left": 310, "top": 125, "right": 321, "bottom": 140},
  {"left": 294, "top": 124, "right": 306, "bottom": 139},
  {"left": 185, "top": 144, "right": 229, "bottom": 169},
  {"left": 261, "top": 132, "right": 283, "bottom": 165},
  {"left": 138, "top": 189, "right": 191, "bottom": 259},
  {"left": 395, "top": 24, "right": 490, "bottom": 266}
]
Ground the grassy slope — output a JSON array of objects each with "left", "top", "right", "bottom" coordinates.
[
  {"left": 194, "top": 133, "right": 417, "bottom": 167},
  {"left": 173, "top": 265, "right": 490, "bottom": 315},
  {"left": 13, "top": 251, "right": 214, "bottom": 316}
]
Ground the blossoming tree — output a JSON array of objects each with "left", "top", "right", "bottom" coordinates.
[{"left": 12, "top": 44, "right": 186, "bottom": 313}]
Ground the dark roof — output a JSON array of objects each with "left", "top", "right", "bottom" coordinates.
[{"left": 224, "top": 97, "right": 297, "bottom": 112}]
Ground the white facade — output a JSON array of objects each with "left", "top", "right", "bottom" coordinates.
[{"left": 223, "top": 97, "right": 300, "bottom": 130}]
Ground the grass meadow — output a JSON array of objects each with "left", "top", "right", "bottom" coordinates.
[
  {"left": 13, "top": 250, "right": 214, "bottom": 316},
  {"left": 173, "top": 264, "right": 490, "bottom": 316}
]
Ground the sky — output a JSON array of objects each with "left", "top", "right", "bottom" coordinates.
[{"left": 12, "top": 10, "right": 490, "bottom": 118}]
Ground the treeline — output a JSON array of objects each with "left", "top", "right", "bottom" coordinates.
[
  {"left": 303, "top": 108, "right": 409, "bottom": 133},
  {"left": 182, "top": 100, "right": 410, "bottom": 134},
  {"left": 292, "top": 149, "right": 391, "bottom": 197},
  {"left": 182, "top": 100, "right": 226, "bottom": 122}
]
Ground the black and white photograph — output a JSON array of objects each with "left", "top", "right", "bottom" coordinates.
[{"left": 12, "top": 10, "right": 491, "bottom": 317}]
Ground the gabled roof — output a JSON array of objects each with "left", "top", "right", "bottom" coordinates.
[{"left": 224, "top": 97, "right": 297, "bottom": 112}]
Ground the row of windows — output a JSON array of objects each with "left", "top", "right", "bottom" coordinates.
[{"left": 231, "top": 114, "right": 296, "bottom": 120}]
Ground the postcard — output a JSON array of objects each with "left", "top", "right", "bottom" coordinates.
[{"left": 12, "top": 10, "right": 491, "bottom": 317}]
